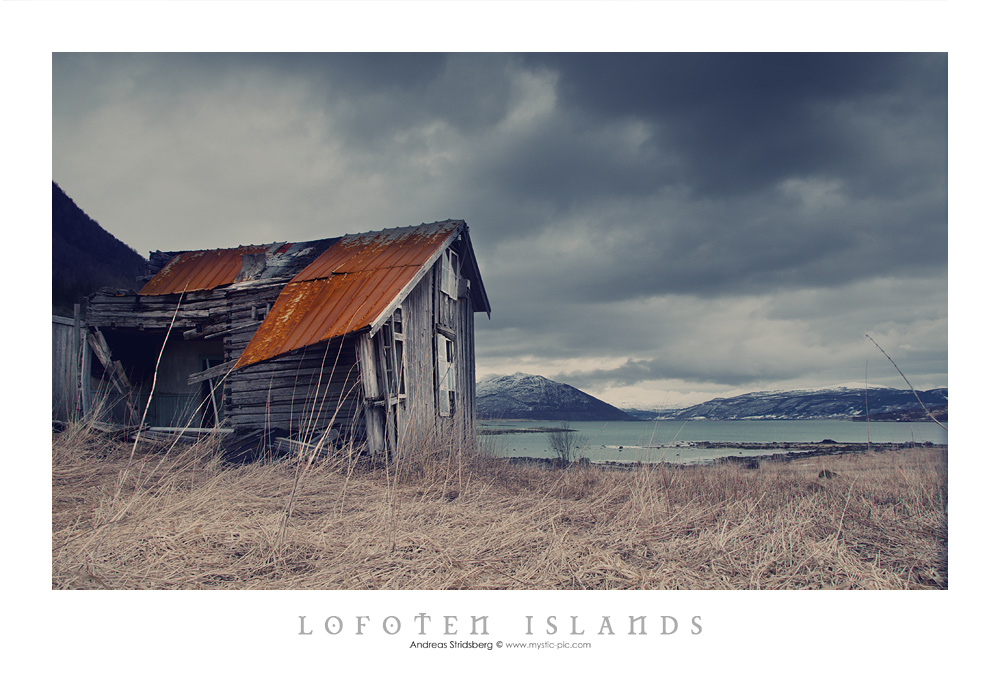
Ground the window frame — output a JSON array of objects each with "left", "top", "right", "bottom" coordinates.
[
  {"left": 437, "top": 332, "right": 455, "bottom": 417},
  {"left": 440, "top": 248, "right": 459, "bottom": 300}
]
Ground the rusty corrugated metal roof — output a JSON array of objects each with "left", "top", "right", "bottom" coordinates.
[
  {"left": 138, "top": 244, "right": 285, "bottom": 295},
  {"left": 291, "top": 222, "right": 460, "bottom": 283},
  {"left": 234, "top": 222, "right": 461, "bottom": 368}
]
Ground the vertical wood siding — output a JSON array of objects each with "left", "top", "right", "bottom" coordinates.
[
  {"left": 52, "top": 315, "right": 84, "bottom": 421},
  {"left": 224, "top": 286, "right": 364, "bottom": 438}
]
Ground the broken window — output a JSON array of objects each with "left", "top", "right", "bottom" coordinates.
[
  {"left": 379, "top": 308, "right": 406, "bottom": 403},
  {"left": 251, "top": 302, "right": 270, "bottom": 322},
  {"left": 437, "top": 332, "right": 455, "bottom": 417},
  {"left": 441, "top": 247, "right": 459, "bottom": 300},
  {"left": 200, "top": 356, "right": 226, "bottom": 427}
]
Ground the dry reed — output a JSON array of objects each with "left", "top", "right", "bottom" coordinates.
[{"left": 52, "top": 422, "right": 947, "bottom": 590}]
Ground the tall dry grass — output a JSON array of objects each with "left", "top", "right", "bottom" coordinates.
[{"left": 52, "top": 422, "right": 947, "bottom": 589}]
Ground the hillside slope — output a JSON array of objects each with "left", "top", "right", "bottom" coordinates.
[
  {"left": 52, "top": 182, "right": 148, "bottom": 315},
  {"left": 628, "top": 387, "right": 948, "bottom": 421},
  {"left": 476, "top": 373, "right": 633, "bottom": 421}
]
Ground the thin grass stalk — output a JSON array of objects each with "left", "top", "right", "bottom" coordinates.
[
  {"left": 865, "top": 360, "right": 871, "bottom": 457},
  {"left": 834, "top": 476, "right": 858, "bottom": 549},
  {"left": 123, "top": 290, "right": 185, "bottom": 479},
  {"left": 866, "top": 334, "right": 947, "bottom": 431},
  {"left": 279, "top": 335, "right": 360, "bottom": 550}
]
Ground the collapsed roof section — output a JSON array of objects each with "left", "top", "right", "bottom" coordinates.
[{"left": 138, "top": 243, "right": 289, "bottom": 295}]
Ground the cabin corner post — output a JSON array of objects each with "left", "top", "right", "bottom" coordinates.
[
  {"left": 77, "top": 306, "right": 91, "bottom": 420},
  {"left": 464, "top": 308, "right": 477, "bottom": 444},
  {"left": 356, "top": 334, "right": 386, "bottom": 455}
]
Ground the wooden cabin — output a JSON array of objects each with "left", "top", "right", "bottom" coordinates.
[{"left": 82, "top": 220, "right": 490, "bottom": 458}]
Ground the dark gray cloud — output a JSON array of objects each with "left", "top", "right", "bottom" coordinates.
[
  {"left": 52, "top": 52, "right": 947, "bottom": 406},
  {"left": 525, "top": 53, "right": 947, "bottom": 197}
]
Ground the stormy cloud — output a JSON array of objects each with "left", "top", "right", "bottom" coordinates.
[{"left": 52, "top": 52, "right": 948, "bottom": 407}]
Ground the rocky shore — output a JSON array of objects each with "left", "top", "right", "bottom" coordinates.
[{"left": 504, "top": 440, "right": 945, "bottom": 470}]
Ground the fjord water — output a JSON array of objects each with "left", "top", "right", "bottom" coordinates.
[{"left": 479, "top": 419, "right": 948, "bottom": 464}]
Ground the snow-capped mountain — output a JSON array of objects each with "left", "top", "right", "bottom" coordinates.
[
  {"left": 477, "top": 375, "right": 947, "bottom": 422},
  {"left": 652, "top": 386, "right": 948, "bottom": 421},
  {"left": 475, "top": 373, "right": 633, "bottom": 421}
]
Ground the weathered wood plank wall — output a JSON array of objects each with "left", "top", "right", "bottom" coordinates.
[
  {"left": 399, "top": 270, "right": 436, "bottom": 448},
  {"left": 224, "top": 344, "right": 363, "bottom": 436},
  {"left": 393, "top": 255, "right": 477, "bottom": 448},
  {"left": 87, "top": 289, "right": 228, "bottom": 330},
  {"left": 223, "top": 285, "right": 363, "bottom": 437},
  {"left": 455, "top": 284, "right": 477, "bottom": 440},
  {"left": 52, "top": 314, "right": 84, "bottom": 421}
]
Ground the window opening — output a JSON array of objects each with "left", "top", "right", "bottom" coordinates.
[
  {"left": 441, "top": 248, "right": 459, "bottom": 300},
  {"left": 252, "top": 302, "right": 270, "bottom": 322},
  {"left": 379, "top": 308, "right": 406, "bottom": 404},
  {"left": 201, "top": 357, "right": 225, "bottom": 427},
  {"left": 437, "top": 332, "right": 455, "bottom": 417}
]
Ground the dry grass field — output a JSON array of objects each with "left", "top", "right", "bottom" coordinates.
[{"left": 52, "top": 420, "right": 947, "bottom": 590}]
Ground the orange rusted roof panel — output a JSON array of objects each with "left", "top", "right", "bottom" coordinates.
[
  {"left": 292, "top": 222, "right": 460, "bottom": 283},
  {"left": 234, "top": 268, "right": 420, "bottom": 367},
  {"left": 235, "top": 222, "right": 461, "bottom": 368},
  {"left": 138, "top": 244, "right": 281, "bottom": 295}
]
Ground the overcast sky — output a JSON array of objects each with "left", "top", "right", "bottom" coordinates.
[{"left": 52, "top": 52, "right": 947, "bottom": 407}]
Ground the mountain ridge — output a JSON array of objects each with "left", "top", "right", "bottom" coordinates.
[
  {"left": 475, "top": 372, "right": 633, "bottom": 421},
  {"left": 627, "top": 386, "right": 948, "bottom": 422},
  {"left": 52, "top": 182, "right": 148, "bottom": 316},
  {"left": 477, "top": 374, "right": 947, "bottom": 422}
]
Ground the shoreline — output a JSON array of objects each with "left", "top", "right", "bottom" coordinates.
[{"left": 503, "top": 441, "right": 946, "bottom": 470}]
